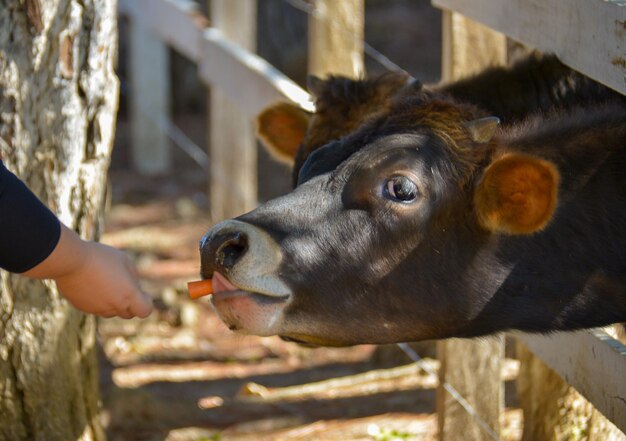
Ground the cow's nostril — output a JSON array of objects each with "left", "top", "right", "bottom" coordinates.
[
  {"left": 215, "top": 231, "right": 248, "bottom": 271},
  {"left": 200, "top": 219, "right": 288, "bottom": 296}
]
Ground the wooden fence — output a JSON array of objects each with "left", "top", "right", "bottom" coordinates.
[{"left": 117, "top": 0, "right": 626, "bottom": 439}]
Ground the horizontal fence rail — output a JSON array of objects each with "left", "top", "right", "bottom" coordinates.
[
  {"left": 516, "top": 329, "right": 626, "bottom": 433},
  {"left": 200, "top": 28, "right": 315, "bottom": 116},
  {"left": 433, "top": 0, "right": 626, "bottom": 95}
]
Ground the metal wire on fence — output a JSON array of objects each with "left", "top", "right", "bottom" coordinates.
[
  {"left": 281, "top": 0, "right": 410, "bottom": 75},
  {"left": 397, "top": 343, "right": 503, "bottom": 441},
  {"left": 124, "top": 78, "right": 254, "bottom": 204}
]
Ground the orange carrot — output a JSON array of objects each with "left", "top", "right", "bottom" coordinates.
[{"left": 188, "top": 279, "right": 213, "bottom": 299}]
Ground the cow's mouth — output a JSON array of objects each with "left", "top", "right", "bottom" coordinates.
[
  {"left": 209, "top": 271, "right": 290, "bottom": 300},
  {"left": 209, "top": 271, "right": 291, "bottom": 336},
  {"left": 211, "top": 290, "right": 290, "bottom": 304},
  {"left": 209, "top": 273, "right": 356, "bottom": 347}
]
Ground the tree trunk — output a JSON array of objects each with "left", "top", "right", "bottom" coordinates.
[{"left": 0, "top": 1, "right": 118, "bottom": 439}]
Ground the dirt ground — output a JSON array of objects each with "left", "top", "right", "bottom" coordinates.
[{"left": 99, "top": 2, "right": 523, "bottom": 439}]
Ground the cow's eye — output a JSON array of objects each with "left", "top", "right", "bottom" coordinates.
[{"left": 385, "top": 176, "right": 419, "bottom": 202}]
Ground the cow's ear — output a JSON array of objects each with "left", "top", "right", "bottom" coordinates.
[
  {"left": 464, "top": 116, "right": 500, "bottom": 143},
  {"left": 255, "top": 102, "right": 311, "bottom": 165},
  {"left": 474, "top": 153, "right": 559, "bottom": 234}
]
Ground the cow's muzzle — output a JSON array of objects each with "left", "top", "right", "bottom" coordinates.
[{"left": 200, "top": 219, "right": 291, "bottom": 299}]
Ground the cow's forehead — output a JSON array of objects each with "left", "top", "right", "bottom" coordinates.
[
  {"left": 297, "top": 132, "right": 431, "bottom": 186},
  {"left": 297, "top": 97, "right": 488, "bottom": 188}
]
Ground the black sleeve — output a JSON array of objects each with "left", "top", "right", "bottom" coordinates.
[{"left": 0, "top": 161, "right": 61, "bottom": 273}]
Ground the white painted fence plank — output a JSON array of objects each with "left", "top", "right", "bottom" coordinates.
[
  {"left": 119, "top": 0, "right": 204, "bottom": 62},
  {"left": 433, "top": 0, "right": 626, "bottom": 94},
  {"left": 200, "top": 28, "right": 314, "bottom": 118},
  {"left": 516, "top": 329, "right": 626, "bottom": 433}
]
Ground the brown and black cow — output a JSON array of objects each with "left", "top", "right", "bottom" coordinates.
[{"left": 199, "top": 92, "right": 626, "bottom": 346}]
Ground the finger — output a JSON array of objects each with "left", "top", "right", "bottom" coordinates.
[
  {"left": 122, "top": 257, "right": 152, "bottom": 318},
  {"left": 99, "top": 310, "right": 117, "bottom": 319},
  {"left": 128, "top": 289, "right": 153, "bottom": 318},
  {"left": 117, "top": 309, "right": 134, "bottom": 320}
]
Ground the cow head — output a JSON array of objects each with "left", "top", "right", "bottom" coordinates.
[{"left": 201, "top": 96, "right": 560, "bottom": 346}]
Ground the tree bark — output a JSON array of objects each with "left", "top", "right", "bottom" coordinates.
[{"left": 0, "top": 1, "right": 118, "bottom": 439}]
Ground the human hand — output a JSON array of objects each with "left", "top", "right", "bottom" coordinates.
[
  {"left": 54, "top": 241, "right": 153, "bottom": 318},
  {"left": 24, "top": 224, "right": 153, "bottom": 319}
]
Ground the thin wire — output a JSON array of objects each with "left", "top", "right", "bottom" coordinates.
[
  {"left": 158, "top": 115, "right": 209, "bottom": 170},
  {"left": 281, "top": 0, "right": 408, "bottom": 74},
  {"left": 396, "top": 343, "right": 503, "bottom": 441},
  {"left": 127, "top": 85, "right": 252, "bottom": 202}
]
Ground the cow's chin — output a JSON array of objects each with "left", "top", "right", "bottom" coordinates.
[
  {"left": 210, "top": 290, "right": 290, "bottom": 336},
  {"left": 278, "top": 333, "right": 354, "bottom": 347},
  {"left": 210, "top": 291, "right": 352, "bottom": 347}
]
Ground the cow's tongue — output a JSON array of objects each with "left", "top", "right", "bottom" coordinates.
[{"left": 212, "top": 271, "right": 239, "bottom": 293}]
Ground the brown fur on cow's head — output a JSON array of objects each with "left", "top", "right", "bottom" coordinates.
[
  {"left": 256, "top": 53, "right": 626, "bottom": 189},
  {"left": 256, "top": 72, "right": 414, "bottom": 185}
]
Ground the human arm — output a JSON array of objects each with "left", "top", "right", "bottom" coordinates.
[
  {"left": 23, "top": 224, "right": 153, "bottom": 318},
  {"left": 0, "top": 161, "right": 152, "bottom": 318}
]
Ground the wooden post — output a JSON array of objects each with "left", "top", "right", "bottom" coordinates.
[
  {"left": 208, "top": 0, "right": 258, "bottom": 221},
  {"left": 437, "top": 337, "right": 504, "bottom": 440},
  {"left": 441, "top": 11, "right": 507, "bottom": 80},
  {"left": 129, "top": 18, "right": 171, "bottom": 175},
  {"left": 308, "top": 0, "right": 364, "bottom": 79},
  {"left": 436, "top": 11, "right": 506, "bottom": 441}
]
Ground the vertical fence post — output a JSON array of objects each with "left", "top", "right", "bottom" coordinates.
[
  {"left": 308, "top": 0, "right": 364, "bottom": 79},
  {"left": 436, "top": 11, "right": 506, "bottom": 441},
  {"left": 441, "top": 11, "right": 507, "bottom": 80},
  {"left": 208, "top": 0, "right": 258, "bottom": 221},
  {"left": 129, "top": 18, "right": 171, "bottom": 175}
]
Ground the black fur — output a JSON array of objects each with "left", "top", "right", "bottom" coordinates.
[{"left": 438, "top": 54, "right": 625, "bottom": 123}]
